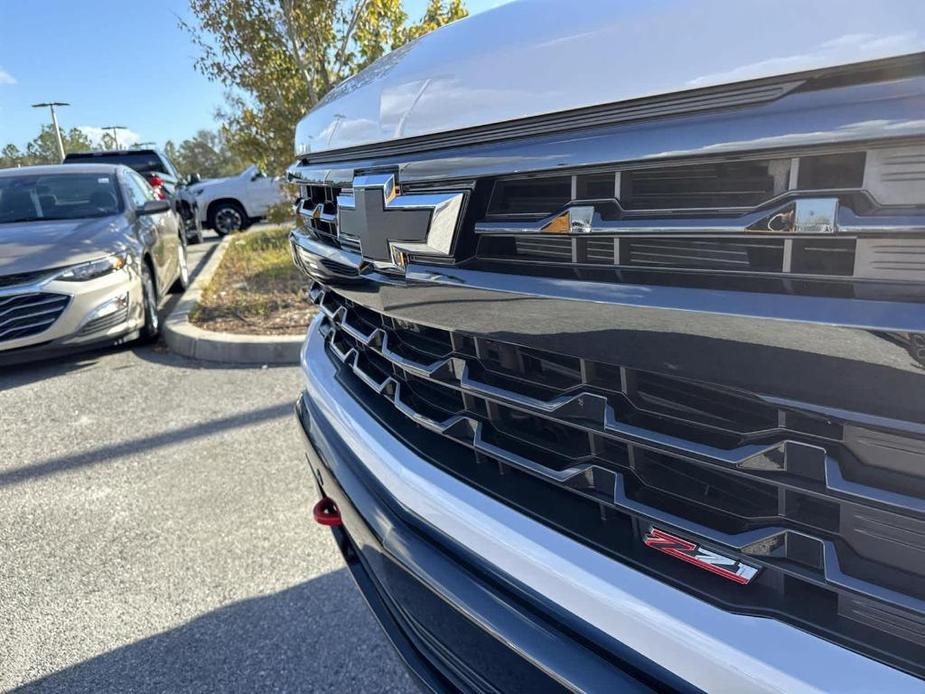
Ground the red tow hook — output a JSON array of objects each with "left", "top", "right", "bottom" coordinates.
[{"left": 313, "top": 496, "right": 342, "bottom": 526}]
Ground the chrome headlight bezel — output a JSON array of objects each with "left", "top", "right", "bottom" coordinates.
[{"left": 54, "top": 252, "right": 131, "bottom": 282}]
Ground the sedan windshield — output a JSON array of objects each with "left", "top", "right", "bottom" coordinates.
[{"left": 0, "top": 173, "right": 122, "bottom": 223}]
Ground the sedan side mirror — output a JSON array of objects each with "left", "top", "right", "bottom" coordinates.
[{"left": 138, "top": 199, "right": 171, "bottom": 215}]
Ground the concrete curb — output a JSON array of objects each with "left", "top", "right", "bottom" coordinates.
[{"left": 163, "top": 234, "right": 304, "bottom": 364}]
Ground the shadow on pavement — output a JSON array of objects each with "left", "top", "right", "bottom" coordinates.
[
  {"left": 19, "top": 569, "right": 413, "bottom": 693},
  {"left": 127, "top": 339, "right": 299, "bottom": 371},
  {"left": 0, "top": 401, "right": 293, "bottom": 488},
  {"left": 0, "top": 349, "right": 113, "bottom": 389}
]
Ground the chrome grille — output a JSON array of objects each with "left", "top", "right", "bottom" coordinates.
[
  {"left": 620, "top": 160, "right": 786, "bottom": 211},
  {"left": 296, "top": 183, "right": 360, "bottom": 251},
  {"left": 311, "top": 283, "right": 925, "bottom": 678},
  {"left": 0, "top": 293, "right": 69, "bottom": 343},
  {"left": 624, "top": 238, "right": 785, "bottom": 271},
  {"left": 478, "top": 235, "right": 860, "bottom": 279},
  {"left": 513, "top": 237, "right": 572, "bottom": 261}
]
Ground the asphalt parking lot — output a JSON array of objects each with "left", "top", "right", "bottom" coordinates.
[{"left": 0, "top": 233, "right": 415, "bottom": 692}]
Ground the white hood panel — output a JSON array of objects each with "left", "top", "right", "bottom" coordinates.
[{"left": 295, "top": 0, "right": 925, "bottom": 157}]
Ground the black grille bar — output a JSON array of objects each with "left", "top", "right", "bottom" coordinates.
[
  {"left": 311, "top": 283, "right": 925, "bottom": 678},
  {"left": 0, "top": 293, "right": 69, "bottom": 343}
]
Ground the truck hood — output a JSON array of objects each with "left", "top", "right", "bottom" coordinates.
[
  {"left": 189, "top": 178, "right": 230, "bottom": 195},
  {"left": 295, "top": 0, "right": 925, "bottom": 157},
  {"left": 0, "top": 217, "right": 126, "bottom": 276},
  {"left": 189, "top": 166, "right": 260, "bottom": 195}
]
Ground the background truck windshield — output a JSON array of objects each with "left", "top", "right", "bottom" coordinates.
[{"left": 0, "top": 173, "right": 121, "bottom": 223}]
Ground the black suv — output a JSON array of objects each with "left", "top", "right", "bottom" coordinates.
[{"left": 64, "top": 149, "right": 203, "bottom": 243}]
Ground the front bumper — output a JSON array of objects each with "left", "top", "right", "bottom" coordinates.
[
  {"left": 0, "top": 267, "right": 144, "bottom": 363},
  {"left": 297, "top": 395, "right": 665, "bottom": 693},
  {"left": 296, "top": 317, "right": 923, "bottom": 693}
]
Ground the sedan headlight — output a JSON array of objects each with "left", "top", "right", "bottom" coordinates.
[{"left": 55, "top": 252, "right": 130, "bottom": 282}]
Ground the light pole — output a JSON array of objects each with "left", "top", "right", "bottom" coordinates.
[
  {"left": 103, "top": 125, "right": 128, "bottom": 150},
  {"left": 31, "top": 102, "right": 70, "bottom": 162}
]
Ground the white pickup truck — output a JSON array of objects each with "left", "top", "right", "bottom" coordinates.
[{"left": 187, "top": 164, "right": 285, "bottom": 235}]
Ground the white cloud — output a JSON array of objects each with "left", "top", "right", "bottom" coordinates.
[
  {"left": 77, "top": 126, "right": 141, "bottom": 148},
  {"left": 0, "top": 67, "right": 16, "bottom": 85}
]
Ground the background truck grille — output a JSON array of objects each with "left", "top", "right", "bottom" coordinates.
[
  {"left": 310, "top": 283, "right": 925, "bottom": 679},
  {"left": 0, "top": 293, "right": 69, "bottom": 343}
]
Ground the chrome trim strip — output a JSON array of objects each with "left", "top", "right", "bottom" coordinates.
[
  {"left": 301, "top": 318, "right": 923, "bottom": 693},
  {"left": 299, "top": 79, "right": 803, "bottom": 161},
  {"left": 289, "top": 228, "right": 364, "bottom": 281},
  {"left": 399, "top": 265, "right": 925, "bottom": 332},
  {"left": 476, "top": 199, "right": 925, "bottom": 236},
  {"left": 288, "top": 77, "right": 925, "bottom": 186},
  {"left": 292, "top": 249, "right": 925, "bottom": 424},
  {"left": 0, "top": 277, "right": 58, "bottom": 298}
]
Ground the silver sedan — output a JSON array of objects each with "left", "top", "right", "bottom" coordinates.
[{"left": 0, "top": 163, "right": 189, "bottom": 364}]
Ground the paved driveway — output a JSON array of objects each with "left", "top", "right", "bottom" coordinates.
[{"left": 0, "top": 233, "right": 415, "bottom": 692}]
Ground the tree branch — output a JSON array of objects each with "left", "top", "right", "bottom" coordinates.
[
  {"left": 334, "top": 0, "right": 367, "bottom": 76},
  {"left": 280, "top": 0, "right": 317, "bottom": 102}
]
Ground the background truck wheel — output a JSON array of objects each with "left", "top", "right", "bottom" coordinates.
[{"left": 209, "top": 201, "right": 247, "bottom": 236}]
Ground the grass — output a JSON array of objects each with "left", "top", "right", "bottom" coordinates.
[{"left": 190, "top": 225, "right": 316, "bottom": 335}]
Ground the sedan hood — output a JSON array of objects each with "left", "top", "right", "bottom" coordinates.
[
  {"left": 295, "top": 0, "right": 925, "bottom": 157},
  {"left": 0, "top": 217, "right": 126, "bottom": 276}
]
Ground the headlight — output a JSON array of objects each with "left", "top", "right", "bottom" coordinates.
[
  {"left": 193, "top": 188, "right": 205, "bottom": 196},
  {"left": 55, "top": 253, "right": 130, "bottom": 282}
]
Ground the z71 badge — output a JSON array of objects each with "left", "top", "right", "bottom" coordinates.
[{"left": 643, "top": 527, "right": 760, "bottom": 585}]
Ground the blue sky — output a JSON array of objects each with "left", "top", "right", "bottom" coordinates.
[{"left": 0, "top": 0, "right": 509, "bottom": 150}]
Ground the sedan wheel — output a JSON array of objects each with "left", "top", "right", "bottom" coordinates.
[
  {"left": 187, "top": 215, "right": 204, "bottom": 244},
  {"left": 139, "top": 263, "right": 160, "bottom": 342},
  {"left": 171, "top": 241, "right": 190, "bottom": 293}
]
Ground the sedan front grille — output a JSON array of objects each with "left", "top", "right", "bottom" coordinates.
[
  {"left": 311, "top": 283, "right": 925, "bottom": 679},
  {"left": 0, "top": 293, "right": 69, "bottom": 343}
]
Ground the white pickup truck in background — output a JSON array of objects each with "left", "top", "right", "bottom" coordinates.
[{"left": 188, "top": 164, "right": 285, "bottom": 235}]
